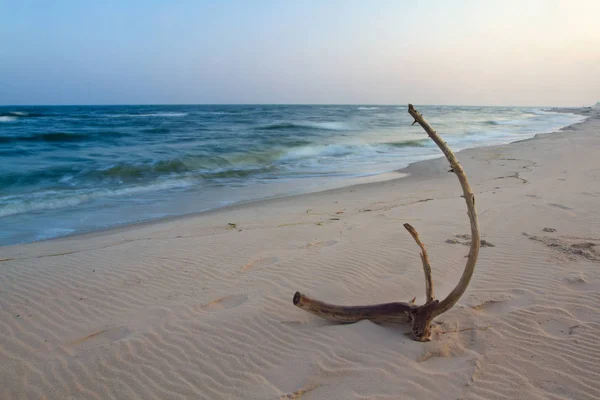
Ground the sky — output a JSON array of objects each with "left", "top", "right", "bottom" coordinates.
[{"left": 1, "top": 0, "right": 599, "bottom": 106}]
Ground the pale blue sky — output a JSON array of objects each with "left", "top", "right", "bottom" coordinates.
[{"left": 1, "top": 0, "right": 598, "bottom": 106}]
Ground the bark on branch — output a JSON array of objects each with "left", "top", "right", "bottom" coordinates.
[
  {"left": 408, "top": 104, "right": 480, "bottom": 318},
  {"left": 292, "top": 104, "right": 480, "bottom": 341},
  {"left": 403, "top": 223, "right": 434, "bottom": 303}
]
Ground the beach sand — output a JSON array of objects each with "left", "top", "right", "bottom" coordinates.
[{"left": 1, "top": 107, "right": 599, "bottom": 399}]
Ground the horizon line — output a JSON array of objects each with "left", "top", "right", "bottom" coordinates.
[{"left": 0, "top": 102, "right": 587, "bottom": 108}]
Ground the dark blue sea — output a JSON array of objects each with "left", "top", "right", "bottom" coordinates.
[{"left": 0, "top": 105, "right": 585, "bottom": 245}]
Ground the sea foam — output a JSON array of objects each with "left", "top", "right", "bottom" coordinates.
[
  {"left": 257, "top": 121, "right": 353, "bottom": 131},
  {"left": 0, "top": 178, "right": 197, "bottom": 218}
]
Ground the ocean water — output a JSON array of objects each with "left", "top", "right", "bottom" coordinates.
[{"left": 0, "top": 105, "right": 586, "bottom": 245}]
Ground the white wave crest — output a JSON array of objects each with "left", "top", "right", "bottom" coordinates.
[
  {"left": 282, "top": 143, "right": 376, "bottom": 160},
  {"left": 34, "top": 228, "right": 77, "bottom": 241},
  {"left": 197, "top": 111, "right": 228, "bottom": 115},
  {"left": 529, "top": 108, "right": 551, "bottom": 116},
  {"left": 304, "top": 121, "right": 352, "bottom": 130},
  {"left": 0, "top": 179, "right": 197, "bottom": 218},
  {"left": 261, "top": 121, "right": 354, "bottom": 131},
  {"left": 0, "top": 116, "right": 17, "bottom": 122},
  {"left": 108, "top": 112, "right": 188, "bottom": 118}
]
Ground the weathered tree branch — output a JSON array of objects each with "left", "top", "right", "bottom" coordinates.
[
  {"left": 293, "top": 292, "right": 416, "bottom": 324},
  {"left": 407, "top": 104, "right": 480, "bottom": 318},
  {"left": 292, "top": 105, "right": 480, "bottom": 341},
  {"left": 403, "top": 223, "right": 434, "bottom": 303}
]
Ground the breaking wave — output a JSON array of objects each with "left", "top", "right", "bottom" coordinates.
[
  {"left": 0, "top": 179, "right": 197, "bottom": 218},
  {"left": 108, "top": 112, "right": 188, "bottom": 118},
  {"left": 0, "top": 111, "right": 45, "bottom": 119},
  {"left": 257, "top": 121, "right": 353, "bottom": 131}
]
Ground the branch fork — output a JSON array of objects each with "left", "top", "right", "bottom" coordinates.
[{"left": 292, "top": 105, "right": 480, "bottom": 341}]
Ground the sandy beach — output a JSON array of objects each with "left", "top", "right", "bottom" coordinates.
[{"left": 1, "top": 107, "right": 599, "bottom": 399}]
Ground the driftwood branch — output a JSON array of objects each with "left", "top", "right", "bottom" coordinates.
[
  {"left": 292, "top": 104, "right": 480, "bottom": 341},
  {"left": 407, "top": 104, "right": 480, "bottom": 318},
  {"left": 293, "top": 292, "right": 415, "bottom": 324},
  {"left": 403, "top": 223, "right": 434, "bottom": 303}
]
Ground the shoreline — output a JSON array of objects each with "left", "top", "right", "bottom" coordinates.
[{"left": 3, "top": 107, "right": 590, "bottom": 249}]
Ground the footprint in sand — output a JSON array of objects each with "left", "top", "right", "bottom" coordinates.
[
  {"left": 535, "top": 314, "right": 580, "bottom": 338},
  {"left": 468, "top": 290, "right": 535, "bottom": 316},
  {"left": 67, "top": 326, "right": 131, "bottom": 347},
  {"left": 564, "top": 273, "right": 586, "bottom": 284},
  {"left": 470, "top": 299, "right": 512, "bottom": 315},
  {"left": 571, "top": 242, "right": 595, "bottom": 249},
  {"left": 304, "top": 240, "right": 337, "bottom": 249},
  {"left": 525, "top": 233, "right": 600, "bottom": 261},
  {"left": 548, "top": 203, "right": 573, "bottom": 211},
  {"left": 241, "top": 256, "right": 279, "bottom": 272},
  {"left": 445, "top": 234, "right": 495, "bottom": 247},
  {"left": 280, "top": 384, "right": 321, "bottom": 399},
  {"left": 200, "top": 294, "right": 248, "bottom": 312},
  {"left": 580, "top": 191, "right": 600, "bottom": 198}
]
